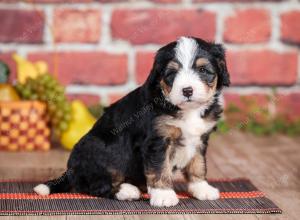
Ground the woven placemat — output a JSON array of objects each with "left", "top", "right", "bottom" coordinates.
[{"left": 0, "top": 178, "right": 282, "bottom": 216}]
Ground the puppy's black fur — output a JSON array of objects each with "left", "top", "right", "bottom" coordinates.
[{"left": 41, "top": 37, "right": 230, "bottom": 199}]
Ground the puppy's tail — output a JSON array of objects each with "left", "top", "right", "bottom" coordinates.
[{"left": 33, "top": 171, "right": 72, "bottom": 196}]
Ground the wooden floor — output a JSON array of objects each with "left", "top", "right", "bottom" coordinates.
[{"left": 0, "top": 131, "right": 299, "bottom": 220}]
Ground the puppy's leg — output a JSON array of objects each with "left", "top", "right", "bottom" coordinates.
[
  {"left": 143, "top": 133, "right": 179, "bottom": 207},
  {"left": 107, "top": 168, "right": 141, "bottom": 201},
  {"left": 145, "top": 147, "right": 178, "bottom": 206},
  {"left": 185, "top": 154, "right": 220, "bottom": 200},
  {"left": 146, "top": 169, "right": 178, "bottom": 207}
]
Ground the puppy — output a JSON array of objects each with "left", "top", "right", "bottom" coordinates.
[{"left": 34, "top": 36, "right": 230, "bottom": 207}]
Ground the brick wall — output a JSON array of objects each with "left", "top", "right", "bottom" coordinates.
[{"left": 0, "top": 0, "right": 299, "bottom": 118}]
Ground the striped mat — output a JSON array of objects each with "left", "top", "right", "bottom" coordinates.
[{"left": 0, "top": 178, "right": 282, "bottom": 215}]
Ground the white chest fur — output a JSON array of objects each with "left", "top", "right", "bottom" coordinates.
[{"left": 170, "top": 108, "right": 216, "bottom": 169}]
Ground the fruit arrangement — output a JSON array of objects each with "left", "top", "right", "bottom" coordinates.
[
  {"left": 0, "top": 54, "right": 97, "bottom": 151},
  {"left": 12, "top": 54, "right": 72, "bottom": 137},
  {"left": 15, "top": 74, "right": 72, "bottom": 137}
]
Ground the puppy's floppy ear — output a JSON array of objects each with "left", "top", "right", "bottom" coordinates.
[
  {"left": 210, "top": 44, "right": 230, "bottom": 88},
  {"left": 144, "top": 42, "right": 176, "bottom": 88},
  {"left": 144, "top": 56, "right": 162, "bottom": 88}
]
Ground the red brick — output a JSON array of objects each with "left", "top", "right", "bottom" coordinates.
[
  {"left": 28, "top": 52, "right": 128, "bottom": 85},
  {"left": 108, "top": 93, "right": 127, "bottom": 104},
  {"left": 53, "top": 9, "right": 101, "bottom": 43},
  {"left": 227, "top": 50, "right": 298, "bottom": 85},
  {"left": 225, "top": 93, "right": 300, "bottom": 121},
  {"left": 223, "top": 93, "right": 271, "bottom": 125},
  {"left": 0, "top": 9, "right": 44, "bottom": 43},
  {"left": 0, "top": 52, "right": 17, "bottom": 83},
  {"left": 67, "top": 93, "right": 101, "bottom": 106},
  {"left": 277, "top": 93, "right": 300, "bottom": 121},
  {"left": 111, "top": 9, "right": 216, "bottom": 45},
  {"left": 224, "top": 93, "right": 269, "bottom": 110},
  {"left": 135, "top": 51, "right": 155, "bottom": 84},
  {"left": 224, "top": 9, "right": 270, "bottom": 43},
  {"left": 280, "top": 11, "right": 300, "bottom": 45}
]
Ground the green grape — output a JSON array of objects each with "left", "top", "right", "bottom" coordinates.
[
  {"left": 48, "top": 103, "right": 56, "bottom": 113},
  {"left": 63, "top": 108, "right": 71, "bottom": 116},
  {"left": 44, "top": 90, "right": 52, "bottom": 100},
  {"left": 63, "top": 113, "right": 71, "bottom": 122},
  {"left": 55, "top": 85, "right": 64, "bottom": 94},
  {"left": 49, "top": 80, "right": 58, "bottom": 89},
  {"left": 40, "top": 94, "right": 48, "bottom": 102},
  {"left": 29, "top": 94, "right": 38, "bottom": 100},
  {"left": 15, "top": 83, "right": 23, "bottom": 92},
  {"left": 22, "top": 88, "right": 31, "bottom": 99},
  {"left": 36, "top": 85, "right": 44, "bottom": 94},
  {"left": 18, "top": 73, "right": 72, "bottom": 137},
  {"left": 59, "top": 122, "right": 68, "bottom": 131},
  {"left": 36, "top": 74, "right": 43, "bottom": 80},
  {"left": 55, "top": 110, "right": 64, "bottom": 119},
  {"left": 62, "top": 103, "right": 71, "bottom": 111},
  {"left": 44, "top": 74, "right": 51, "bottom": 79},
  {"left": 42, "top": 74, "right": 51, "bottom": 82},
  {"left": 40, "top": 77, "right": 48, "bottom": 86},
  {"left": 51, "top": 117, "right": 59, "bottom": 126},
  {"left": 29, "top": 79, "right": 38, "bottom": 92},
  {"left": 55, "top": 94, "right": 65, "bottom": 103},
  {"left": 26, "top": 78, "right": 35, "bottom": 87},
  {"left": 23, "top": 83, "right": 32, "bottom": 91},
  {"left": 45, "top": 81, "right": 53, "bottom": 89},
  {"left": 53, "top": 129, "right": 61, "bottom": 138}
]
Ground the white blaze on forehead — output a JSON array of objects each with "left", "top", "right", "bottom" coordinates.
[
  {"left": 175, "top": 37, "right": 198, "bottom": 69},
  {"left": 168, "top": 37, "right": 213, "bottom": 107}
]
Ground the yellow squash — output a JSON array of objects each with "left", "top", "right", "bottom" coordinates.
[
  {"left": 60, "top": 100, "right": 96, "bottom": 150},
  {"left": 12, "top": 54, "right": 48, "bottom": 84}
]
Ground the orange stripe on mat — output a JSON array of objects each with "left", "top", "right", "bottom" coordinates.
[
  {"left": 0, "top": 191, "right": 265, "bottom": 200},
  {"left": 0, "top": 178, "right": 250, "bottom": 183}
]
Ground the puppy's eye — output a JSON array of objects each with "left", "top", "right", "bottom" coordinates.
[
  {"left": 166, "top": 68, "right": 177, "bottom": 74},
  {"left": 198, "top": 67, "right": 206, "bottom": 73},
  {"left": 165, "top": 69, "right": 177, "bottom": 77},
  {"left": 164, "top": 69, "right": 177, "bottom": 85}
]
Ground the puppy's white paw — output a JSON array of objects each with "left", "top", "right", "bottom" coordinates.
[
  {"left": 149, "top": 188, "right": 179, "bottom": 207},
  {"left": 188, "top": 181, "right": 220, "bottom": 200},
  {"left": 33, "top": 184, "right": 50, "bottom": 196},
  {"left": 115, "top": 183, "right": 141, "bottom": 201}
]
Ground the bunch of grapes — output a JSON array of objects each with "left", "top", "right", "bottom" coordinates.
[{"left": 15, "top": 74, "right": 71, "bottom": 137}]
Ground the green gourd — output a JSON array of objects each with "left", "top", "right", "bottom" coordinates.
[{"left": 0, "top": 61, "right": 10, "bottom": 83}]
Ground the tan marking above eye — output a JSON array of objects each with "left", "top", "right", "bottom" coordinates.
[
  {"left": 167, "top": 61, "right": 180, "bottom": 70},
  {"left": 195, "top": 58, "right": 210, "bottom": 67}
]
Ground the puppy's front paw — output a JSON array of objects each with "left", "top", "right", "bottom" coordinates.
[
  {"left": 188, "top": 181, "right": 220, "bottom": 200},
  {"left": 149, "top": 188, "right": 179, "bottom": 207},
  {"left": 115, "top": 183, "right": 141, "bottom": 201}
]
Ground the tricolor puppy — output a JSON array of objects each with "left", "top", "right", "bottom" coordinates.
[{"left": 34, "top": 37, "right": 230, "bottom": 207}]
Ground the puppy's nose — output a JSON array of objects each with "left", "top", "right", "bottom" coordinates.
[{"left": 182, "top": 87, "right": 193, "bottom": 98}]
